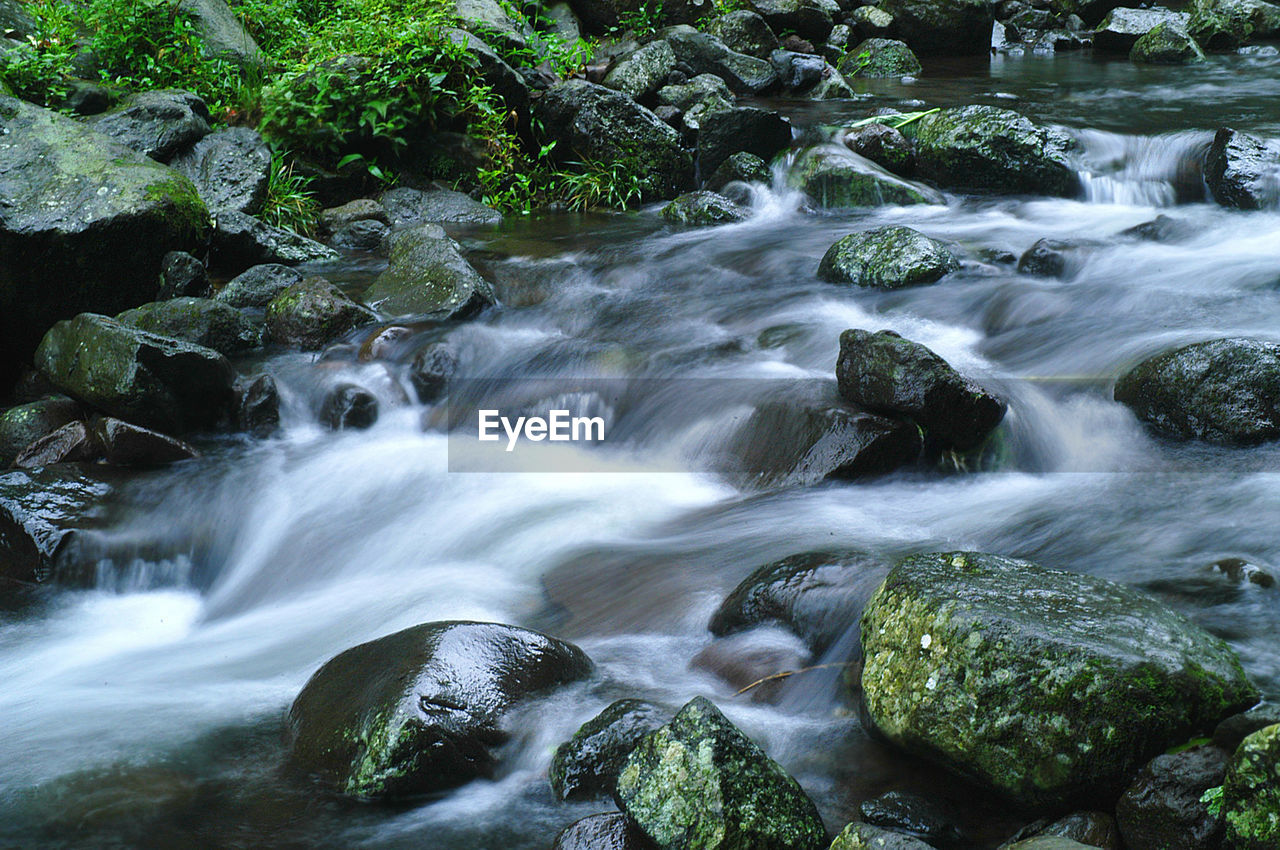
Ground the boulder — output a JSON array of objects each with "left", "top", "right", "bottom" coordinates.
[
  {"left": 707, "top": 10, "right": 779, "bottom": 58},
  {"left": 657, "top": 74, "right": 735, "bottom": 133},
  {"left": 0, "top": 468, "right": 111, "bottom": 584},
  {"left": 876, "top": 0, "right": 995, "bottom": 53},
  {"left": 789, "top": 146, "right": 943, "bottom": 208},
  {"left": 379, "top": 187, "right": 503, "bottom": 228},
  {"left": 179, "top": 0, "right": 265, "bottom": 67},
  {"left": 1093, "top": 7, "right": 1190, "bottom": 51},
  {"left": 1004, "top": 840, "right": 1101, "bottom": 850},
  {"left": 168, "top": 126, "right": 272, "bottom": 215},
  {"left": 696, "top": 106, "right": 792, "bottom": 177},
  {"left": 117, "top": 297, "right": 262, "bottom": 355},
  {"left": 453, "top": 0, "right": 530, "bottom": 49},
  {"left": 321, "top": 198, "right": 389, "bottom": 231},
  {"left": 287, "top": 620, "right": 592, "bottom": 799},
  {"left": 836, "top": 329, "right": 1005, "bottom": 450},
  {"left": 1188, "top": 0, "right": 1280, "bottom": 49},
  {"left": 214, "top": 264, "right": 304, "bottom": 308},
  {"left": 1017, "top": 238, "right": 1099, "bottom": 278},
  {"left": 408, "top": 343, "right": 458, "bottom": 402},
  {"left": 158, "top": 251, "right": 210, "bottom": 300},
  {"left": 807, "top": 66, "right": 857, "bottom": 99},
  {"left": 842, "top": 123, "right": 915, "bottom": 175},
  {"left": 1204, "top": 128, "right": 1280, "bottom": 211},
  {"left": 663, "top": 27, "right": 780, "bottom": 95},
  {"left": 444, "top": 29, "right": 531, "bottom": 139},
  {"left": 830, "top": 823, "right": 936, "bottom": 850},
  {"left": 210, "top": 210, "right": 339, "bottom": 272},
  {"left": 63, "top": 80, "right": 123, "bottom": 116},
  {"left": 1115, "top": 746, "right": 1228, "bottom": 850},
  {"left": 550, "top": 699, "right": 672, "bottom": 800},
  {"left": 770, "top": 49, "right": 828, "bottom": 91},
  {"left": 86, "top": 89, "right": 212, "bottom": 162},
  {"left": 1214, "top": 704, "right": 1280, "bottom": 752},
  {"left": 850, "top": 5, "right": 896, "bottom": 39},
  {"left": 747, "top": 0, "right": 840, "bottom": 41},
  {"left": 362, "top": 225, "right": 494, "bottom": 319},
  {"left": 236, "top": 373, "right": 280, "bottom": 437},
  {"left": 838, "top": 38, "right": 923, "bottom": 77},
  {"left": 859, "top": 792, "right": 964, "bottom": 846},
  {"left": 1113, "top": 338, "right": 1280, "bottom": 444},
  {"left": 12, "top": 421, "right": 102, "bottom": 469},
  {"left": 1220, "top": 723, "right": 1280, "bottom": 850},
  {"left": 706, "top": 152, "right": 772, "bottom": 190},
  {"left": 331, "top": 219, "right": 389, "bottom": 250},
  {"left": 91, "top": 417, "right": 198, "bottom": 466},
  {"left": 661, "top": 191, "right": 748, "bottom": 224},
  {"left": 265, "top": 278, "right": 374, "bottom": 349},
  {"left": 553, "top": 813, "right": 659, "bottom": 850},
  {"left": 35, "top": 314, "right": 236, "bottom": 433},
  {"left": 0, "top": 96, "right": 209, "bottom": 391},
  {"left": 536, "top": 80, "right": 693, "bottom": 201},
  {"left": 320, "top": 383, "right": 379, "bottom": 430},
  {"left": 860, "top": 552, "right": 1260, "bottom": 807},
  {"left": 0, "top": 0, "right": 34, "bottom": 38},
  {"left": 904, "top": 106, "right": 1079, "bottom": 196},
  {"left": 818, "top": 225, "right": 959, "bottom": 289},
  {"left": 604, "top": 40, "right": 678, "bottom": 100},
  {"left": 0, "top": 397, "right": 83, "bottom": 466},
  {"left": 1001, "top": 812, "right": 1122, "bottom": 849},
  {"left": 1131, "top": 22, "right": 1205, "bottom": 63},
  {"left": 615, "top": 696, "right": 827, "bottom": 850}
]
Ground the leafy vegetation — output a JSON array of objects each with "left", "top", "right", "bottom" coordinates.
[{"left": 261, "top": 148, "right": 322, "bottom": 235}]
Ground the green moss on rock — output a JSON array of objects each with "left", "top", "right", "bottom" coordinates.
[
  {"left": 789, "top": 147, "right": 943, "bottom": 208},
  {"left": 1222, "top": 724, "right": 1280, "bottom": 849},
  {"left": 818, "top": 225, "right": 959, "bottom": 288}
]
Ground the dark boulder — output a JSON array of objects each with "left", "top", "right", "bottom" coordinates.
[
  {"left": 444, "top": 29, "right": 531, "bottom": 140},
  {"left": 180, "top": 0, "right": 265, "bottom": 67},
  {"left": 877, "top": 0, "right": 995, "bottom": 54},
  {"left": 604, "top": 40, "right": 678, "bottom": 101},
  {"left": 379, "top": 187, "right": 503, "bottom": 229},
  {"left": 1001, "top": 812, "right": 1121, "bottom": 849},
  {"left": 661, "top": 191, "right": 748, "bottom": 224},
  {"left": 409, "top": 344, "right": 459, "bottom": 403},
  {"left": 158, "top": 251, "right": 210, "bottom": 300},
  {"left": 331, "top": 219, "right": 389, "bottom": 250},
  {"left": 362, "top": 225, "right": 494, "bottom": 319},
  {"left": 236, "top": 374, "right": 281, "bottom": 437},
  {"left": 860, "top": 791, "right": 964, "bottom": 846},
  {"left": 842, "top": 123, "right": 915, "bottom": 176},
  {"left": 214, "top": 264, "right": 304, "bottom": 308},
  {"left": 0, "top": 397, "right": 83, "bottom": 467},
  {"left": 1188, "top": 0, "right": 1280, "bottom": 50},
  {"left": 818, "top": 225, "right": 959, "bottom": 289},
  {"left": 12, "top": 421, "right": 102, "bottom": 469},
  {"left": 553, "top": 813, "right": 659, "bottom": 850},
  {"left": 321, "top": 198, "right": 388, "bottom": 231},
  {"left": 117, "top": 297, "right": 262, "bottom": 355},
  {"left": 696, "top": 106, "right": 792, "bottom": 178},
  {"left": 86, "top": 89, "right": 212, "bottom": 162},
  {"left": 320, "top": 383, "right": 379, "bottom": 430},
  {"left": 1115, "top": 746, "right": 1228, "bottom": 850},
  {"left": 550, "top": 699, "right": 671, "bottom": 800},
  {"left": 706, "top": 10, "right": 779, "bottom": 58},
  {"left": 1016, "top": 238, "right": 1100, "bottom": 278},
  {"left": 747, "top": 0, "right": 841, "bottom": 41},
  {"left": 169, "top": 126, "right": 272, "bottom": 215},
  {"left": 210, "top": 210, "right": 338, "bottom": 272},
  {"left": 265, "top": 278, "right": 374, "bottom": 350},
  {"left": 838, "top": 38, "right": 922, "bottom": 77},
  {"left": 663, "top": 27, "right": 781, "bottom": 95},
  {"left": 789, "top": 146, "right": 943, "bottom": 208},
  {"left": 0, "top": 0, "right": 34, "bottom": 38},
  {"left": 706, "top": 152, "right": 772, "bottom": 191},
  {"left": 1214, "top": 704, "right": 1280, "bottom": 752},
  {"left": 91, "top": 417, "right": 198, "bottom": 466},
  {"left": 1204, "top": 127, "right": 1280, "bottom": 211},
  {"left": 770, "top": 49, "right": 828, "bottom": 91},
  {"left": 831, "top": 823, "right": 937, "bottom": 849},
  {"left": 0, "top": 468, "right": 111, "bottom": 584}
]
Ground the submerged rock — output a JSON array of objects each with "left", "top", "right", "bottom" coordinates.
[
  {"left": 214, "top": 264, "right": 304, "bottom": 308},
  {"left": 1017, "top": 238, "right": 1099, "bottom": 278},
  {"left": 615, "top": 696, "right": 827, "bottom": 850},
  {"left": 818, "top": 226, "right": 959, "bottom": 289},
  {"left": 265, "top": 278, "right": 374, "bottom": 350},
  {"left": 1115, "top": 746, "right": 1228, "bottom": 850},
  {"left": 876, "top": 0, "right": 995, "bottom": 54},
  {"left": 1204, "top": 128, "right": 1280, "bottom": 210},
  {"left": 838, "top": 38, "right": 922, "bottom": 77},
  {"left": 860, "top": 552, "right": 1260, "bottom": 807},
  {"left": 790, "top": 147, "right": 943, "bottom": 208},
  {"left": 550, "top": 699, "right": 671, "bottom": 801},
  {"left": 1113, "top": 338, "right": 1280, "bottom": 444},
  {"left": 661, "top": 191, "right": 748, "bottom": 224},
  {"left": 707, "top": 152, "right": 772, "bottom": 190},
  {"left": 87, "top": 89, "right": 211, "bottom": 162},
  {"left": 169, "top": 126, "right": 272, "bottom": 215},
  {"left": 117, "top": 297, "right": 261, "bottom": 355},
  {"left": 408, "top": 344, "right": 458, "bottom": 403},
  {"left": 288, "top": 620, "right": 592, "bottom": 799},
  {"left": 859, "top": 791, "right": 964, "bottom": 846},
  {"left": 553, "top": 813, "right": 658, "bottom": 850},
  {"left": 362, "top": 225, "right": 494, "bottom": 319},
  {"left": 236, "top": 373, "right": 280, "bottom": 437},
  {"left": 1093, "top": 7, "right": 1190, "bottom": 51},
  {"left": 842, "top": 123, "right": 915, "bottom": 176},
  {"left": 830, "top": 822, "right": 936, "bottom": 849},
  {"left": 320, "top": 383, "right": 379, "bottom": 430},
  {"left": 1130, "top": 22, "right": 1205, "bottom": 63},
  {"left": 1220, "top": 723, "right": 1280, "bottom": 849}
]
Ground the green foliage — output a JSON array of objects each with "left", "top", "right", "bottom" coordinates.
[
  {"left": 846, "top": 108, "right": 940, "bottom": 131},
  {"left": 0, "top": 0, "right": 78, "bottom": 103},
  {"left": 614, "top": 0, "right": 667, "bottom": 38},
  {"left": 1202, "top": 784, "right": 1225, "bottom": 818},
  {"left": 260, "top": 149, "right": 321, "bottom": 235},
  {"left": 557, "top": 159, "right": 646, "bottom": 210}
]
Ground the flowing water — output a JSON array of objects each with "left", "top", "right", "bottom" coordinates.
[{"left": 3, "top": 50, "right": 1280, "bottom": 849}]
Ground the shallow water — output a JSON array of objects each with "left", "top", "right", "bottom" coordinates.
[{"left": 3, "top": 50, "right": 1280, "bottom": 849}]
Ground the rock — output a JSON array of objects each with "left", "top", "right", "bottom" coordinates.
[
  {"left": 830, "top": 822, "right": 937, "bottom": 850},
  {"left": 169, "top": 126, "right": 272, "bottom": 215},
  {"left": 214, "top": 264, "right": 304, "bottom": 308},
  {"left": 0, "top": 397, "right": 83, "bottom": 466},
  {"left": 789, "top": 146, "right": 943, "bottom": 208},
  {"left": 287, "top": 620, "right": 592, "bottom": 799},
  {"left": 236, "top": 373, "right": 280, "bottom": 437},
  {"left": 158, "top": 251, "right": 210, "bottom": 300},
  {"left": 657, "top": 74, "right": 735, "bottom": 133},
  {"left": 860, "top": 551, "right": 1260, "bottom": 807},
  {"left": 90, "top": 417, "right": 198, "bottom": 466},
  {"left": 706, "top": 152, "right": 772, "bottom": 190},
  {"left": 851, "top": 5, "right": 896, "bottom": 39},
  {"left": 86, "top": 89, "right": 212, "bottom": 162},
  {"left": 379, "top": 187, "right": 503, "bottom": 228},
  {"left": 35, "top": 314, "right": 236, "bottom": 433},
  {"left": 842, "top": 123, "right": 915, "bottom": 176},
  {"left": 210, "top": 210, "right": 339, "bottom": 272},
  {"left": 1120, "top": 215, "right": 1196, "bottom": 243},
  {"left": 1002, "top": 812, "right": 1121, "bottom": 849},
  {"left": 836, "top": 330, "right": 1005, "bottom": 452},
  {"left": 1204, "top": 128, "right": 1280, "bottom": 211},
  {"left": 1113, "top": 338, "right": 1280, "bottom": 444},
  {"left": 1221, "top": 724, "right": 1280, "bottom": 850},
  {"left": 707, "top": 10, "right": 779, "bottom": 58},
  {"left": 615, "top": 696, "right": 826, "bottom": 850},
  {"left": 1214, "top": 705, "right": 1280, "bottom": 752},
  {"left": 0, "top": 0, "right": 34, "bottom": 38},
  {"left": 1016, "top": 238, "right": 1100, "bottom": 278},
  {"left": 553, "top": 813, "right": 659, "bottom": 850},
  {"left": 1188, "top": 0, "right": 1280, "bottom": 49},
  {"left": 1093, "top": 7, "right": 1190, "bottom": 51},
  {"left": 877, "top": 0, "right": 995, "bottom": 53},
  {"left": 265, "top": 278, "right": 373, "bottom": 350},
  {"left": 550, "top": 699, "right": 671, "bottom": 801},
  {"left": 362, "top": 225, "right": 494, "bottom": 319},
  {"left": 1130, "top": 22, "right": 1205, "bottom": 63},
  {"left": 443, "top": 28, "right": 530, "bottom": 140},
  {"left": 320, "top": 383, "right": 379, "bottom": 430},
  {"left": 807, "top": 66, "right": 857, "bottom": 99},
  {"left": 661, "top": 191, "right": 748, "bottom": 224},
  {"left": 692, "top": 631, "right": 811, "bottom": 703},
  {"left": 838, "top": 38, "right": 922, "bottom": 77},
  {"left": 117, "top": 297, "right": 261, "bottom": 355},
  {"left": 605, "top": 40, "right": 677, "bottom": 100},
  {"left": 818, "top": 226, "right": 959, "bottom": 289},
  {"left": 1211, "top": 557, "right": 1276, "bottom": 589},
  {"left": 63, "top": 80, "right": 122, "bottom": 116},
  {"left": 747, "top": 0, "right": 840, "bottom": 41},
  {"left": 663, "top": 27, "right": 780, "bottom": 95},
  {"left": 860, "top": 792, "right": 963, "bottom": 846},
  {"left": 1004, "top": 840, "right": 1101, "bottom": 850},
  {"left": 545, "top": 1, "right": 583, "bottom": 41},
  {"left": 904, "top": 106, "right": 1079, "bottom": 196},
  {"left": 1116, "top": 746, "right": 1228, "bottom": 850},
  {"left": 408, "top": 344, "right": 458, "bottom": 402},
  {"left": 331, "top": 219, "right": 389, "bottom": 250},
  {"left": 536, "top": 80, "right": 692, "bottom": 201},
  {"left": 453, "top": 0, "right": 530, "bottom": 49},
  {"left": 179, "top": 0, "right": 264, "bottom": 66},
  {"left": 0, "top": 468, "right": 111, "bottom": 583},
  {"left": 12, "top": 421, "right": 102, "bottom": 469},
  {"left": 0, "top": 96, "right": 209, "bottom": 391},
  {"left": 696, "top": 106, "right": 792, "bottom": 178},
  {"left": 321, "top": 198, "right": 388, "bottom": 230},
  {"left": 770, "top": 49, "right": 828, "bottom": 91}
]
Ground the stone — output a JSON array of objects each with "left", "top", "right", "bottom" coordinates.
[
  {"left": 1001, "top": 812, "right": 1121, "bottom": 849},
  {"left": 859, "top": 791, "right": 964, "bottom": 846},
  {"left": 550, "top": 699, "right": 671, "bottom": 800},
  {"left": 770, "top": 49, "right": 828, "bottom": 91},
  {"left": 838, "top": 38, "right": 922, "bottom": 77},
  {"left": 408, "top": 344, "right": 458, "bottom": 402},
  {"left": 663, "top": 27, "right": 780, "bottom": 95},
  {"left": 1214, "top": 705, "right": 1280, "bottom": 752},
  {"left": 362, "top": 225, "right": 495, "bottom": 319},
  {"left": 818, "top": 225, "right": 959, "bottom": 289},
  {"left": 158, "top": 251, "right": 210, "bottom": 300},
  {"left": 0, "top": 397, "right": 83, "bottom": 466},
  {"left": 444, "top": 29, "right": 530, "bottom": 139},
  {"left": 747, "top": 0, "right": 840, "bottom": 41},
  {"left": 1130, "top": 23, "right": 1205, "bottom": 63},
  {"left": 851, "top": 5, "right": 896, "bottom": 39},
  {"left": 321, "top": 198, "right": 388, "bottom": 231},
  {"left": 12, "top": 421, "right": 102, "bottom": 469},
  {"left": 1188, "top": 0, "right": 1280, "bottom": 50},
  {"left": 331, "top": 219, "right": 389, "bottom": 250},
  {"left": 789, "top": 146, "right": 943, "bottom": 208},
  {"left": 860, "top": 552, "right": 1260, "bottom": 807},
  {"left": 706, "top": 10, "right": 779, "bottom": 58},
  {"left": 0, "top": 468, "right": 111, "bottom": 584},
  {"left": 706, "top": 152, "right": 772, "bottom": 190},
  {"left": 91, "top": 417, "right": 198, "bottom": 466},
  {"left": 0, "top": 0, "right": 34, "bottom": 38},
  {"left": 210, "top": 210, "right": 339, "bottom": 272},
  {"left": 320, "top": 383, "right": 379, "bottom": 430},
  {"left": 1017, "top": 238, "right": 1099, "bottom": 278},
  {"left": 265, "top": 278, "right": 374, "bottom": 350},
  {"left": 1093, "top": 7, "right": 1191, "bottom": 51},
  {"left": 214, "top": 264, "right": 304, "bottom": 308},
  {"left": 179, "top": 0, "right": 265, "bottom": 67},
  {"left": 1116, "top": 746, "right": 1228, "bottom": 850},
  {"left": 1220, "top": 724, "right": 1280, "bottom": 849},
  {"left": 696, "top": 106, "right": 792, "bottom": 177},
  {"left": 842, "top": 123, "right": 915, "bottom": 176},
  {"left": 117, "top": 297, "right": 262, "bottom": 355},
  {"left": 661, "top": 191, "right": 748, "bottom": 224},
  {"left": 553, "top": 813, "right": 659, "bottom": 850},
  {"left": 830, "top": 823, "right": 936, "bottom": 849},
  {"left": 807, "top": 66, "right": 856, "bottom": 99},
  {"left": 877, "top": 0, "right": 995, "bottom": 54},
  {"left": 169, "top": 126, "right": 272, "bottom": 215},
  {"left": 379, "top": 187, "right": 503, "bottom": 228},
  {"left": 86, "top": 89, "right": 212, "bottom": 162},
  {"left": 63, "top": 80, "right": 122, "bottom": 116},
  {"left": 453, "top": 0, "right": 531, "bottom": 49},
  {"left": 1004, "top": 840, "right": 1101, "bottom": 850},
  {"left": 1204, "top": 128, "right": 1280, "bottom": 211},
  {"left": 605, "top": 40, "right": 678, "bottom": 100}
]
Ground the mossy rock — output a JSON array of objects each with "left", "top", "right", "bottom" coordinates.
[
  {"left": 818, "top": 225, "right": 959, "bottom": 289},
  {"left": 603, "top": 40, "right": 677, "bottom": 100},
  {"left": 838, "top": 38, "right": 922, "bottom": 78},
  {"left": 117, "top": 297, "right": 262, "bottom": 355},
  {"left": 550, "top": 699, "right": 671, "bottom": 801},
  {"left": 1094, "top": 7, "right": 1192, "bottom": 51},
  {"left": 361, "top": 225, "right": 494, "bottom": 319},
  {"left": 1130, "top": 23, "right": 1206, "bottom": 64},
  {"left": 265, "top": 278, "right": 374, "bottom": 350},
  {"left": 661, "top": 191, "right": 748, "bottom": 224},
  {"left": 1188, "top": 0, "right": 1280, "bottom": 49},
  {"left": 0, "top": 397, "right": 83, "bottom": 467},
  {"left": 1221, "top": 723, "right": 1280, "bottom": 849},
  {"left": 789, "top": 147, "right": 944, "bottom": 208},
  {"left": 830, "top": 822, "right": 935, "bottom": 849},
  {"left": 860, "top": 552, "right": 1260, "bottom": 807}
]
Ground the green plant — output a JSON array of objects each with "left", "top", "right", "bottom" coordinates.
[
  {"left": 260, "top": 148, "right": 321, "bottom": 235},
  {"left": 0, "top": 0, "right": 79, "bottom": 104},
  {"left": 1201, "top": 785, "right": 1224, "bottom": 818},
  {"left": 556, "top": 158, "right": 646, "bottom": 210},
  {"left": 614, "top": 0, "right": 667, "bottom": 38},
  {"left": 846, "top": 108, "right": 940, "bottom": 131}
]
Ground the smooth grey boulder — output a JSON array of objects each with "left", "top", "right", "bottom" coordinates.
[
  {"left": 211, "top": 210, "right": 339, "bottom": 272},
  {"left": 117, "top": 297, "right": 262, "bottom": 355},
  {"left": 87, "top": 89, "right": 212, "bottom": 162},
  {"left": 362, "top": 225, "right": 494, "bottom": 319},
  {"left": 1204, "top": 127, "right": 1280, "bottom": 210},
  {"left": 663, "top": 27, "right": 781, "bottom": 95},
  {"left": 0, "top": 0, "right": 34, "bottom": 38},
  {"left": 604, "top": 40, "right": 677, "bottom": 100},
  {"left": 453, "top": 0, "right": 531, "bottom": 49},
  {"left": 214, "top": 264, "right": 304, "bottom": 308},
  {"left": 169, "top": 127, "right": 272, "bottom": 215},
  {"left": 179, "top": 0, "right": 265, "bottom": 66},
  {"left": 380, "top": 187, "right": 503, "bottom": 228},
  {"left": 818, "top": 225, "right": 959, "bottom": 289}
]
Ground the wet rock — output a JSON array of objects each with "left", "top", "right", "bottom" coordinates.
[
  {"left": 1130, "top": 22, "right": 1205, "bottom": 63},
  {"left": 1113, "top": 338, "right": 1280, "bottom": 444},
  {"left": 0, "top": 397, "right": 83, "bottom": 466},
  {"left": 1121, "top": 214, "right": 1196, "bottom": 243},
  {"left": 87, "top": 89, "right": 211, "bottom": 161},
  {"left": 830, "top": 822, "right": 936, "bottom": 849},
  {"left": 706, "top": 10, "right": 779, "bottom": 58},
  {"left": 536, "top": 80, "right": 693, "bottom": 201},
  {"left": 237, "top": 373, "right": 280, "bottom": 437},
  {"left": 0, "top": 96, "right": 209, "bottom": 391},
  {"left": 12, "top": 421, "right": 102, "bottom": 469},
  {"left": 1093, "top": 7, "right": 1190, "bottom": 51},
  {"left": 380, "top": 186, "right": 504, "bottom": 228},
  {"left": 839, "top": 38, "right": 922, "bottom": 77},
  {"left": 837, "top": 329, "right": 1005, "bottom": 451},
  {"left": 818, "top": 225, "right": 959, "bottom": 289},
  {"left": 331, "top": 219, "right": 389, "bottom": 251},
  {"left": 860, "top": 791, "right": 963, "bottom": 846},
  {"left": 851, "top": 5, "right": 896, "bottom": 39},
  {"left": 320, "top": 383, "right": 379, "bottom": 431},
  {"left": 551, "top": 699, "right": 672, "bottom": 801},
  {"left": 158, "top": 251, "right": 210, "bottom": 300},
  {"left": 362, "top": 225, "right": 495, "bottom": 319},
  {"left": 661, "top": 191, "right": 748, "bottom": 224},
  {"left": 1016, "top": 238, "right": 1099, "bottom": 278},
  {"left": 91, "top": 417, "right": 198, "bottom": 466},
  {"left": 62, "top": 80, "right": 122, "bottom": 116},
  {"left": 0, "top": 467, "right": 111, "bottom": 583},
  {"left": 691, "top": 630, "right": 811, "bottom": 703},
  {"left": 709, "top": 550, "right": 886, "bottom": 655},
  {"left": 789, "top": 147, "right": 943, "bottom": 208},
  {"left": 553, "top": 813, "right": 659, "bottom": 850},
  {"left": 35, "top": 314, "right": 236, "bottom": 433},
  {"left": 1188, "top": 0, "right": 1280, "bottom": 49},
  {"left": 904, "top": 105, "right": 1079, "bottom": 196},
  {"left": 210, "top": 210, "right": 339, "bottom": 272},
  {"left": 770, "top": 49, "right": 827, "bottom": 91},
  {"left": 1220, "top": 723, "right": 1280, "bottom": 850},
  {"left": 842, "top": 123, "right": 915, "bottom": 176},
  {"left": 859, "top": 551, "right": 1260, "bottom": 807},
  {"left": 0, "top": 0, "right": 34, "bottom": 38},
  {"left": 663, "top": 27, "right": 780, "bottom": 95},
  {"left": 1204, "top": 127, "right": 1280, "bottom": 211},
  {"left": 657, "top": 73, "right": 734, "bottom": 128},
  {"left": 287, "top": 620, "right": 593, "bottom": 799},
  {"left": 453, "top": 0, "right": 531, "bottom": 49},
  {"left": 409, "top": 344, "right": 459, "bottom": 403},
  {"left": 117, "top": 297, "right": 262, "bottom": 355},
  {"left": 214, "top": 264, "right": 304, "bottom": 308},
  {"left": 180, "top": 0, "right": 265, "bottom": 67},
  {"left": 877, "top": 0, "right": 995, "bottom": 54},
  {"left": 265, "top": 278, "right": 374, "bottom": 350},
  {"left": 808, "top": 66, "right": 857, "bottom": 99},
  {"left": 1001, "top": 812, "right": 1121, "bottom": 849},
  {"left": 1210, "top": 557, "right": 1276, "bottom": 589},
  {"left": 1115, "top": 746, "right": 1228, "bottom": 850},
  {"left": 616, "top": 696, "right": 827, "bottom": 850},
  {"left": 747, "top": 0, "right": 840, "bottom": 41},
  {"left": 321, "top": 198, "right": 389, "bottom": 231},
  {"left": 169, "top": 126, "right": 272, "bottom": 215},
  {"left": 1004, "top": 839, "right": 1100, "bottom": 850},
  {"left": 706, "top": 152, "right": 772, "bottom": 190},
  {"left": 696, "top": 106, "right": 792, "bottom": 178},
  {"left": 605, "top": 40, "right": 677, "bottom": 100},
  {"left": 444, "top": 29, "right": 531, "bottom": 139},
  {"left": 1214, "top": 704, "right": 1280, "bottom": 752}
]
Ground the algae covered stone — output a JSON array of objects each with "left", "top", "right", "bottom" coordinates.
[
  {"left": 615, "top": 696, "right": 827, "bottom": 850},
  {"left": 837, "top": 38, "right": 922, "bottom": 78},
  {"left": 361, "top": 225, "right": 494, "bottom": 319},
  {"left": 860, "top": 552, "right": 1260, "bottom": 807},
  {"left": 1220, "top": 723, "right": 1280, "bottom": 849},
  {"left": 1130, "top": 23, "right": 1205, "bottom": 64},
  {"left": 818, "top": 226, "right": 958, "bottom": 289},
  {"left": 117, "top": 297, "right": 261, "bottom": 355},
  {"left": 790, "top": 147, "right": 943, "bottom": 208},
  {"left": 266, "top": 278, "right": 373, "bottom": 349},
  {"left": 661, "top": 191, "right": 748, "bottom": 224},
  {"left": 550, "top": 698, "right": 671, "bottom": 800},
  {"left": 829, "top": 822, "right": 935, "bottom": 849}
]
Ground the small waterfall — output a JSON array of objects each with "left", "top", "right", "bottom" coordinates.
[{"left": 1073, "top": 129, "right": 1213, "bottom": 206}]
